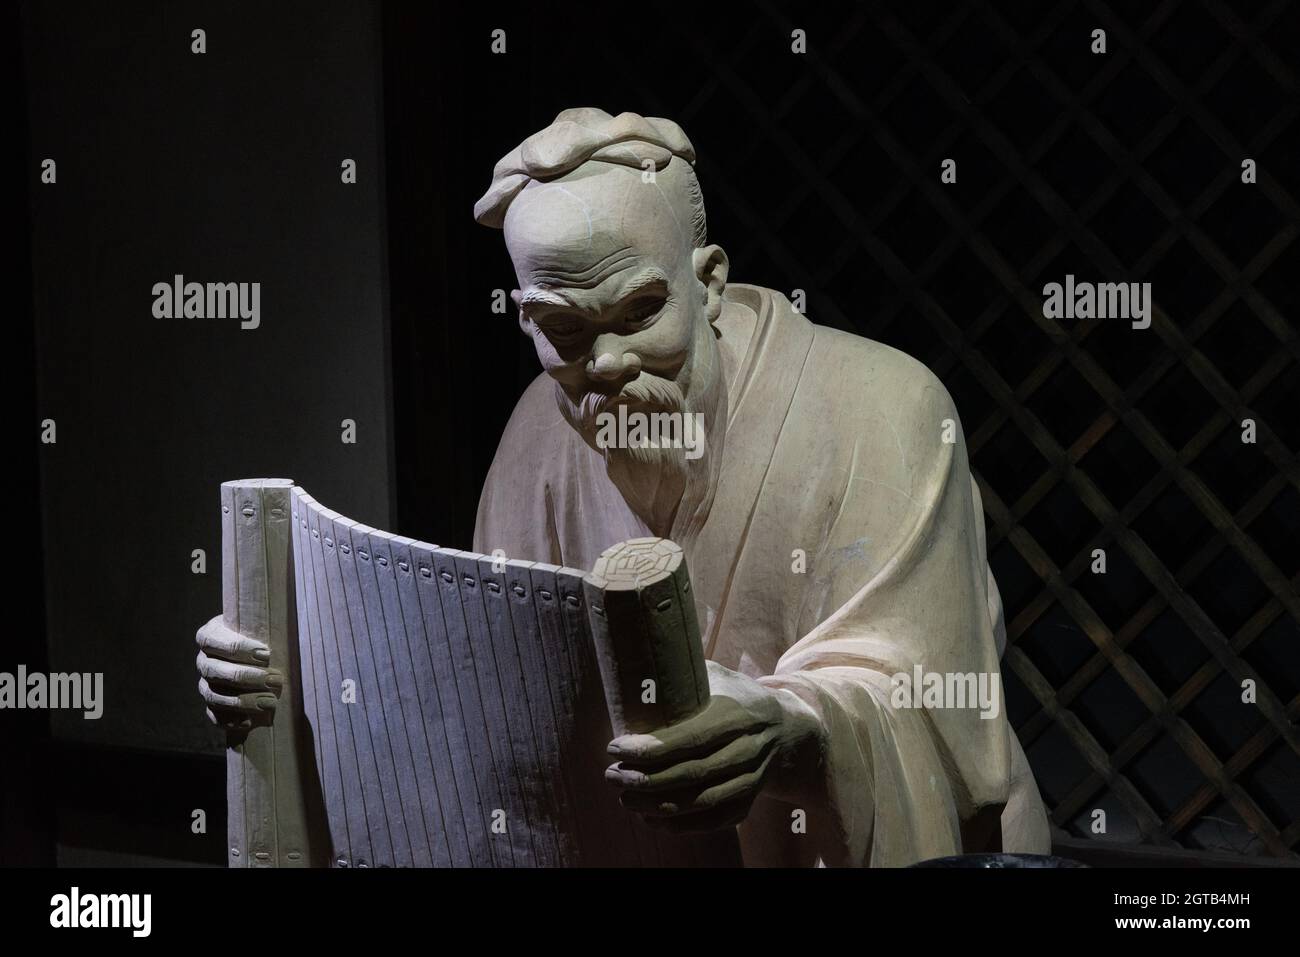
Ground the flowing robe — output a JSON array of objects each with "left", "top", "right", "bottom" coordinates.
[{"left": 474, "top": 283, "right": 1050, "bottom": 866}]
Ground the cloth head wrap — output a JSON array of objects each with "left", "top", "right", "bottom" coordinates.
[{"left": 473, "top": 107, "right": 698, "bottom": 229}]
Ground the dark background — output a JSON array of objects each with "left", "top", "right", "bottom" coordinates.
[{"left": 10, "top": 0, "right": 1298, "bottom": 865}]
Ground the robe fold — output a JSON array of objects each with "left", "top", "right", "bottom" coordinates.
[{"left": 474, "top": 283, "right": 1050, "bottom": 866}]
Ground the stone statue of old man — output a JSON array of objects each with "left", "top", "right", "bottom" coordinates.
[
  {"left": 470, "top": 108, "right": 1050, "bottom": 866},
  {"left": 197, "top": 107, "right": 1050, "bottom": 868}
]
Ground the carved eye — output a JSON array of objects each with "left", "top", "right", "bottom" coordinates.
[
  {"left": 623, "top": 297, "right": 665, "bottom": 328},
  {"left": 536, "top": 313, "right": 585, "bottom": 342}
]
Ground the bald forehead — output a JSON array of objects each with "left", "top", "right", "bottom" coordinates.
[{"left": 504, "top": 161, "right": 695, "bottom": 282}]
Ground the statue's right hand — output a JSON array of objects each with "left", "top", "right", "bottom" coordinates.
[{"left": 195, "top": 615, "right": 284, "bottom": 730}]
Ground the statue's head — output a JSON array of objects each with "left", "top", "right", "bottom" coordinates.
[{"left": 474, "top": 109, "right": 729, "bottom": 505}]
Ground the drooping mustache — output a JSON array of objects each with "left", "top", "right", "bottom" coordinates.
[{"left": 560, "top": 373, "right": 686, "bottom": 433}]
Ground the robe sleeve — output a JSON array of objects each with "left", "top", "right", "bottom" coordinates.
[{"left": 757, "top": 364, "right": 1009, "bottom": 867}]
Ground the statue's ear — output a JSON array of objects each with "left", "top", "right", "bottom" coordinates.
[
  {"left": 511, "top": 289, "right": 531, "bottom": 337},
  {"left": 692, "top": 244, "right": 729, "bottom": 325}
]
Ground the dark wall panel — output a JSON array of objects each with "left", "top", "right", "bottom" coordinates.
[{"left": 25, "top": 0, "right": 393, "bottom": 753}]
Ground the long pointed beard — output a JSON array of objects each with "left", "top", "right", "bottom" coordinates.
[
  {"left": 557, "top": 373, "right": 689, "bottom": 467},
  {"left": 555, "top": 355, "right": 724, "bottom": 539},
  {"left": 558, "top": 373, "right": 690, "bottom": 521}
]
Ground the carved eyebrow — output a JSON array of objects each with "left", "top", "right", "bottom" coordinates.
[
  {"left": 521, "top": 268, "right": 669, "bottom": 313},
  {"left": 615, "top": 269, "right": 670, "bottom": 301},
  {"left": 519, "top": 289, "right": 576, "bottom": 309}
]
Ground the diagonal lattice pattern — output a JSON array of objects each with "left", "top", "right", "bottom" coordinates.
[{"left": 544, "top": 0, "right": 1299, "bottom": 859}]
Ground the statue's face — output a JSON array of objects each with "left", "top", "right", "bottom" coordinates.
[{"left": 503, "top": 160, "right": 715, "bottom": 457}]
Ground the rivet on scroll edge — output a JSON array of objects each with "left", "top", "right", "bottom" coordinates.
[
  {"left": 398, "top": 561, "right": 409, "bottom": 573},
  {"left": 242, "top": 507, "right": 255, "bottom": 517},
  {"left": 540, "top": 589, "right": 553, "bottom": 601},
  {"left": 359, "top": 550, "right": 370, "bottom": 561},
  {"left": 683, "top": 581, "right": 691, "bottom": 592},
  {"left": 486, "top": 580, "right": 500, "bottom": 593},
  {"left": 254, "top": 851, "right": 271, "bottom": 862},
  {"left": 222, "top": 506, "right": 230, "bottom": 514},
  {"left": 565, "top": 595, "right": 580, "bottom": 607},
  {"left": 324, "top": 537, "right": 334, "bottom": 548},
  {"left": 378, "top": 556, "right": 389, "bottom": 568},
  {"left": 440, "top": 571, "right": 453, "bottom": 584},
  {"left": 512, "top": 584, "right": 526, "bottom": 598},
  {"left": 419, "top": 565, "right": 432, "bottom": 578},
  {"left": 341, "top": 543, "right": 351, "bottom": 554},
  {"left": 593, "top": 604, "right": 605, "bottom": 617},
  {"left": 656, "top": 598, "right": 672, "bottom": 611},
  {"left": 311, "top": 529, "right": 319, "bottom": 539}
]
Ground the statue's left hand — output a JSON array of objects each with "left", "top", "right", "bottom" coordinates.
[{"left": 604, "top": 660, "right": 825, "bottom": 832}]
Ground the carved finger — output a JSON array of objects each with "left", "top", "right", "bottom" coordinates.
[
  {"left": 608, "top": 698, "right": 765, "bottom": 769},
  {"left": 196, "top": 650, "right": 281, "bottom": 692},
  {"left": 205, "top": 706, "right": 253, "bottom": 731},
  {"left": 619, "top": 747, "right": 775, "bottom": 817},
  {"left": 687, "top": 749, "right": 776, "bottom": 810},
  {"left": 196, "top": 616, "right": 271, "bottom": 665},
  {"left": 642, "top": 792, "right": 756, "bottom": 833},
  {"left": 607, "top": 727, "right": 775, "bottom": 794},
  {"left": 198, "top": 676, "right": 277, "bottom": 714}
]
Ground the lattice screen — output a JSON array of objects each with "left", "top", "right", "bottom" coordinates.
[{"left": 543, "top": 0, "right": 1298, "bottom": 859}]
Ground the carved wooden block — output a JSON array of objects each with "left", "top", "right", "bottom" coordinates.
[{"left": 583, "top": 538, "right": 710, "bottom": 736}]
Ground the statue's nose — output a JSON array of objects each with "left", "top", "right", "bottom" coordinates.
[{"left": 588, "top": 350, "right": 642, "bottom": 383}]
